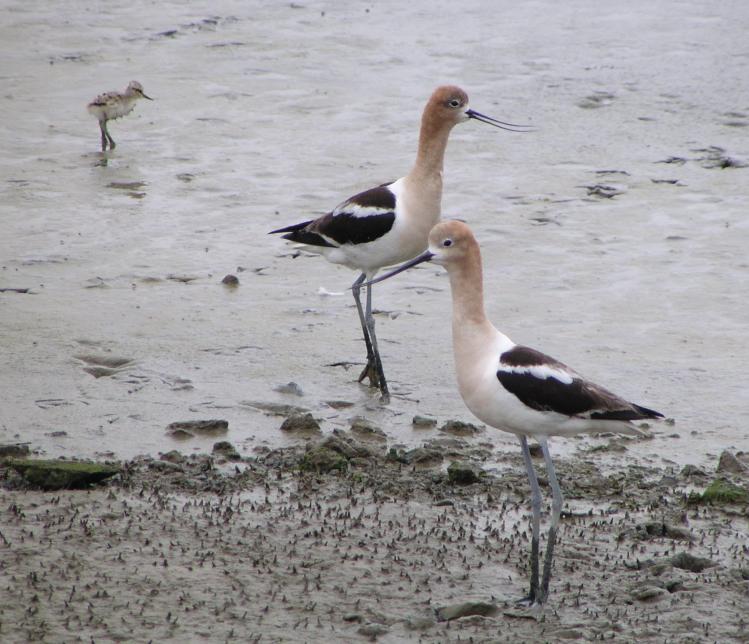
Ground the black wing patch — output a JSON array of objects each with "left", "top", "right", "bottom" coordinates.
[
  {"left": 269, "top": 220, "right": 335, "bottom": 248},
  {"left": 269, "top": 183, "right": 397, "bottom": 247},
  {"left": 497, "top": 345, "right": 663, "bottom": 420}
]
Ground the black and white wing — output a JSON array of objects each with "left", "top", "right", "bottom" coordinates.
[
  {"left": 270, "top": 182, "right": 397, "bottom": 248},
  {"left": 497, "top": 345, "right": 662, "bottom": 421}
]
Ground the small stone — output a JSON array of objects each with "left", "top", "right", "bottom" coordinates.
[
  {"left": 212, "top": 441, "right": 241, "bottom": 461},
  {"left": 221, "top": 274, "right": 239, "bottom": 286},
  {"left": 681, "top": 464, "right": 707, "bottom": 478},
  {"left": 357, "top": 622, "right": 389, "bottom": 639},
  {"left": 166, "top": 420, "right": 228, "bottom": 436},
  {"left": 671, "top": 552, "right": 716, "bottom": 573},
  {"left": 412, "top": 415, "right": 437, "bottom": 428},
  {"left": 350, "top": 417, "right": 387, "bottom": 442},
  {"left": 438, "top": 420, "right": 483, "bottom": 436},
  {"left": 717, "top": 450, "right": 747, "bottom": 475},
  {"left": 325, "top": 400, "right": 355, "bottom": 409},
  {"left": 148, "top": 460, "right": 183, "bottom": 472},
  {"left": 401, "top": 447, "right": 443, "bottom": 465},
  {"left": 632, "top": 586, "right": 667, "bottom": 601},
  {"left": 300, "top": 447, "right": 347, "bottom": 473},
  {"left": 0, "top": 443, "right": 31, "bottom": 458},
  {"left": 279, "top": 413, "right": 321, "bottom": 435},
  {"left": 447, "top": 460, "right": 482, "bottom": 485},
  {"left": 320, "top": 433, "right": 371, "bottom": 458},
  {"left": 160, "top": 450, "right": 185, "bottom": 464},
  {"left": 7, "top": 459, "right": 120, "bottom": 490},
  {"left": 274, "top": 381, "right": 304, "bottom": 396},
  {"left": 436, "top": 601, "right": 498, "bottom": 622}
]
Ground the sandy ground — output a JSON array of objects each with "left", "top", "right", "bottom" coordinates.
[{"left": 1, "top": 437, "right": 748, "bottom": 643}]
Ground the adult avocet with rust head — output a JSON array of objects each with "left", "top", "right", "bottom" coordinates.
[
  {"left": 87, "top": 81, "right": 153, "bottom": 151},
  {"left": 271, "top": 86, "right": 529, "bottom": 402},
  {"left": 366, "top": 220, "right": 664, "bottom": 604}
]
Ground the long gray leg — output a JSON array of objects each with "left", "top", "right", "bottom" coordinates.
[
  {"left": 99, "top": 121, "right": 108, "bottom": 151},
  {"left": 103, "top": 121, "right": 116, "bottom": 150},
  {"left": 538, "top": 437, "right": 562, "bottom": 604},
  {"left": 352, "top": 273, "right": 376, "bottom": 382},
  {"left": 364, "top": 279, "right": 389, "bottom": 402},
  {"left": 519, "top": 435, "right": 541, "bottom": 604}
]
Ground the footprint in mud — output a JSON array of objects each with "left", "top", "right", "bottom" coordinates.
[
  {"left": 74, "top": 354, "right": 135, "bottom": 378},
  {"left": 106, "top": 181, "right": 147, "bottom": 200}
]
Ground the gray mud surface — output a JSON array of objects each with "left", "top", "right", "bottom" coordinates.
[{"left": 2, "top": 437, "right": 748, "bottom": 642}]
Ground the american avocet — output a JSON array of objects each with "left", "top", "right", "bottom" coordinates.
[
  {"left": 271, "top": 86, "right": 529, "bottom": 402},
  {"left": 366, "top": 220, "right": 663, "bottom": 604},
  {"left": 87, "top": 81, "right": 153, "bottom": 151}
]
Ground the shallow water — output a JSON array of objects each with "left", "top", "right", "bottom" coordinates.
[{"left": 1, "top": 0, "right": 748, "bottom": 468}]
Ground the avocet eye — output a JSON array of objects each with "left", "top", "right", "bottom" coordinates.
[
  {"left": 448, "top": 99, "right": 460, "bottom": 108},
  {"left": 442, "top": 239, "right": 453, "bottom": 247}
]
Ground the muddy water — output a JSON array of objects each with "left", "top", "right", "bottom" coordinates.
[{"left": 1, "top": 1, "right": 748, "bottom": 467}]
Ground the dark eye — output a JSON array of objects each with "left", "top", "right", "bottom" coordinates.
[
  {"left": 448, "top": 99, "right": 460, "bottom": 108},
  {"left": 442, "top": 239, "right": 453, "bottom": 247}
]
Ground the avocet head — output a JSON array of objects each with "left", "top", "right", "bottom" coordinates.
[
  {"left": 425, "top": 220, "right": 477, "bottom": 266},
  {"left": 364, "top": 220, "right": 478, "bottom": 287},
  {"left": 127, "top": 81, "right": 153, "bottom": 100},
  {"left": 425, "top": 85, "right": 531, "bottom": 132}
]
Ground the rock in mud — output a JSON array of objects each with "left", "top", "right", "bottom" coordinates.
[
  {"left": 626, "top": 521, "right": 692, "bottom": 541},
  {"left": 632, "top": 585, "right": 667, "bottom": 602},
  {"left": 279, "top": 413, "right": 321, "bottom": 436},
  {"left": 400, "top": 447, "right": 443, "bottom": 466},
  {"left": 349, "top": 416, "right": 387, "bottom": 442},
  {"left": 681, "top": 464, "right": 707, "bottom": 478},
  {"left": 7, "top": 459, "right": 120, "bottom": 490},
  {"left": 717, "top": 450, "right": 747, "bottom": 475},
  {"left": 447, "top": 460, "right": 482, "bottom": 485},
  {"left": 0, "top": 443, "right": 31, "bottom": 459},
  {"left": 435, "top": 601, "right": 499, "bottom": 622},
  {"left": 320, "top": 433, "right": 372, "bottom": 459},
  {"left": 412, "top": 415, "right": 437, "bottom": 428},
  {"left": 212, "top": 441, "right": 241, "bottom": 461},
  {"left": 438, "top": 420, "right": 483, "bottom": 436},
  {"left": 671, "top": 552, "right": 717, "bottom": 573},
  {"left": 160, "top": 450, "right": 185, "bottom": 464},
  {"left": 166, "top": 419, "right": 228, "bottom": 438},
  {"left": 274, "top": 381, "right": 304, "bottom": 396},
  {"left": 357, "top": 622, "right": 389, "bottom": 639},
  {"left": 221, "top": 274, "right": 239, "bottom": 287},
  {"left": 300, "top": 446, "right": 347, "bottom": 473}
]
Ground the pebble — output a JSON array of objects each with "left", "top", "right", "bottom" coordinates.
[
  {"left": 436, "top": 601, "right": 498, "bottom": 622},
  {"left": 212, "top": 441, "right": 241, "bottom": 461},
  {"left": 279, "top": 413, "right": 321, "bottom": 435},
  {"left": 166, "top": 420, "right": 228, "bottom": 437},
  {"left": 274, "top": 381, "right": 304, "bottom": 396},
  {"left": 438, "top": 419, "right": 483, "bottom": 436},
  {"left": 717, "top": 450, "right": 747, "bottom": 475},
  {"left": 412, "top": 415, "right": 437, "bottom": 428},
  {"left": 632, "top": 586, "right": 667, "bottom": 601},
  {"left": 447, "top": 460, "right": 482, "bottom": 485}
]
